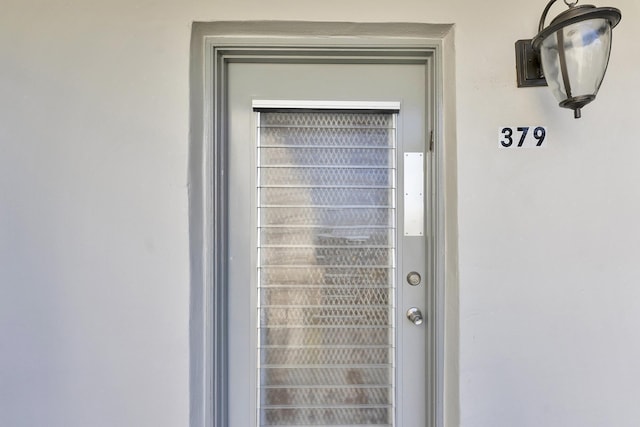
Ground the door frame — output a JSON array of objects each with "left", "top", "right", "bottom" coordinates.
[{"left": 189, "top": 21, "right": 459, "bottom": 427}]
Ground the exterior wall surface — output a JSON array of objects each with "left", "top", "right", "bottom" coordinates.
[{"left": 1, "top": 1, "right": 639, "bottom": 426}]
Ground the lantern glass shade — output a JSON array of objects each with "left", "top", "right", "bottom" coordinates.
[{"left": 539, "top": 18, "right": 613, "bottom": 108}]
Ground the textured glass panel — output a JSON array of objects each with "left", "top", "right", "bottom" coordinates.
[
  {"left": 261, "top": 306, "right": 391, "bottom": 327},
  {"left": 261, "top": 288, "right": 390, "bottom": 307},
  {"left": 260, "top": 127, "right": 393, "bottom": 147},
  {"left": 260, "top": 147, "right": 392, "bottom": 167},
  {"left": 262, "top": 387, "right": 390, "bottom": 406},
  {"left": 262, "top": 407, "right": 391, "bottom": 426},
  {"left": 262, "top": 367, "right": 392, "bottom": 386},
  {"left": 260, "top": 267, "right": 391, "bottom": 287},
  {"left": 260, "top": 167, "right": 392, "bottom": 187},
  {"left": 259, "top": 227, "right": 390, "bottom": 247},
  {"left": 261, "top": 327, "right": 391, "bottom": 347},
  {"left": 261, "top": 187, "right": 393, "bottom": 208},
  {"left": 261, "top": 247, "right": 393, "bottom": 267},
  {"left": 261, "top": 112, "right": 392, "bottom": 128},
  {"left": 257, "top": 110, "right": 396, "bottom": 426},
  {"left": 260, "top": 207, "right": 392, "bottom": 227},
  {"left": 263, "top": 347, "right": 390, "bottom": 365}
]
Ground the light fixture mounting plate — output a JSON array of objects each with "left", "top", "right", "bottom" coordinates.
[{"left": 515, "top": 39, "right": 547, "bottom": 87}]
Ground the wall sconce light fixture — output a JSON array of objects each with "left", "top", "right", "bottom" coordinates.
[{"left": 516, "top": 0, "right": 621, "bottom": 118}]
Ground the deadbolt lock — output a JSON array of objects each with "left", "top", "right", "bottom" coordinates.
[{"left": 406, "top": 271, "right": 421, "bottom": 286}]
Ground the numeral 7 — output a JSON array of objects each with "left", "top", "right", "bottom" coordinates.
[{"left": 517, "top": 127, "right": 529, "bottom": 147}]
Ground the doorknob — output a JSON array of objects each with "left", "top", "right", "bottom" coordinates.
[{"left": 406, "top": 307, "right": 424, "bottom": 325}]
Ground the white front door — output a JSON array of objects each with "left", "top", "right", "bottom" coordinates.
[{"left": 225, "top": 61, "right": 431, "bottom": 426}]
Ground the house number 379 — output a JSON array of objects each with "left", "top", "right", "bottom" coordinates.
[{"left": 499, "top": 126, "right": 547, "bottom": 147}]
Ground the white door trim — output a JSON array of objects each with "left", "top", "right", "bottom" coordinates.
[
  {"left": 188, "top": 21, "right": 459, "bottom": 427},
  {"left": 252, "top": 100, "right": 401, "bottom": 111}
]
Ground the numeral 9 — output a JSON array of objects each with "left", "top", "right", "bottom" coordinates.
[{"left": 533, "top": 126, "right": 546, "bottom": 146}]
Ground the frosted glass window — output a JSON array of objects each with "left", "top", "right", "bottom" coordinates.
[{"left": 257, "top": 110, "right": 397, "bottom": 426}]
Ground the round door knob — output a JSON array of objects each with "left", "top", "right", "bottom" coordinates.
[{"left": 406, "top": 307, "right": 424, "bottom": 325}]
